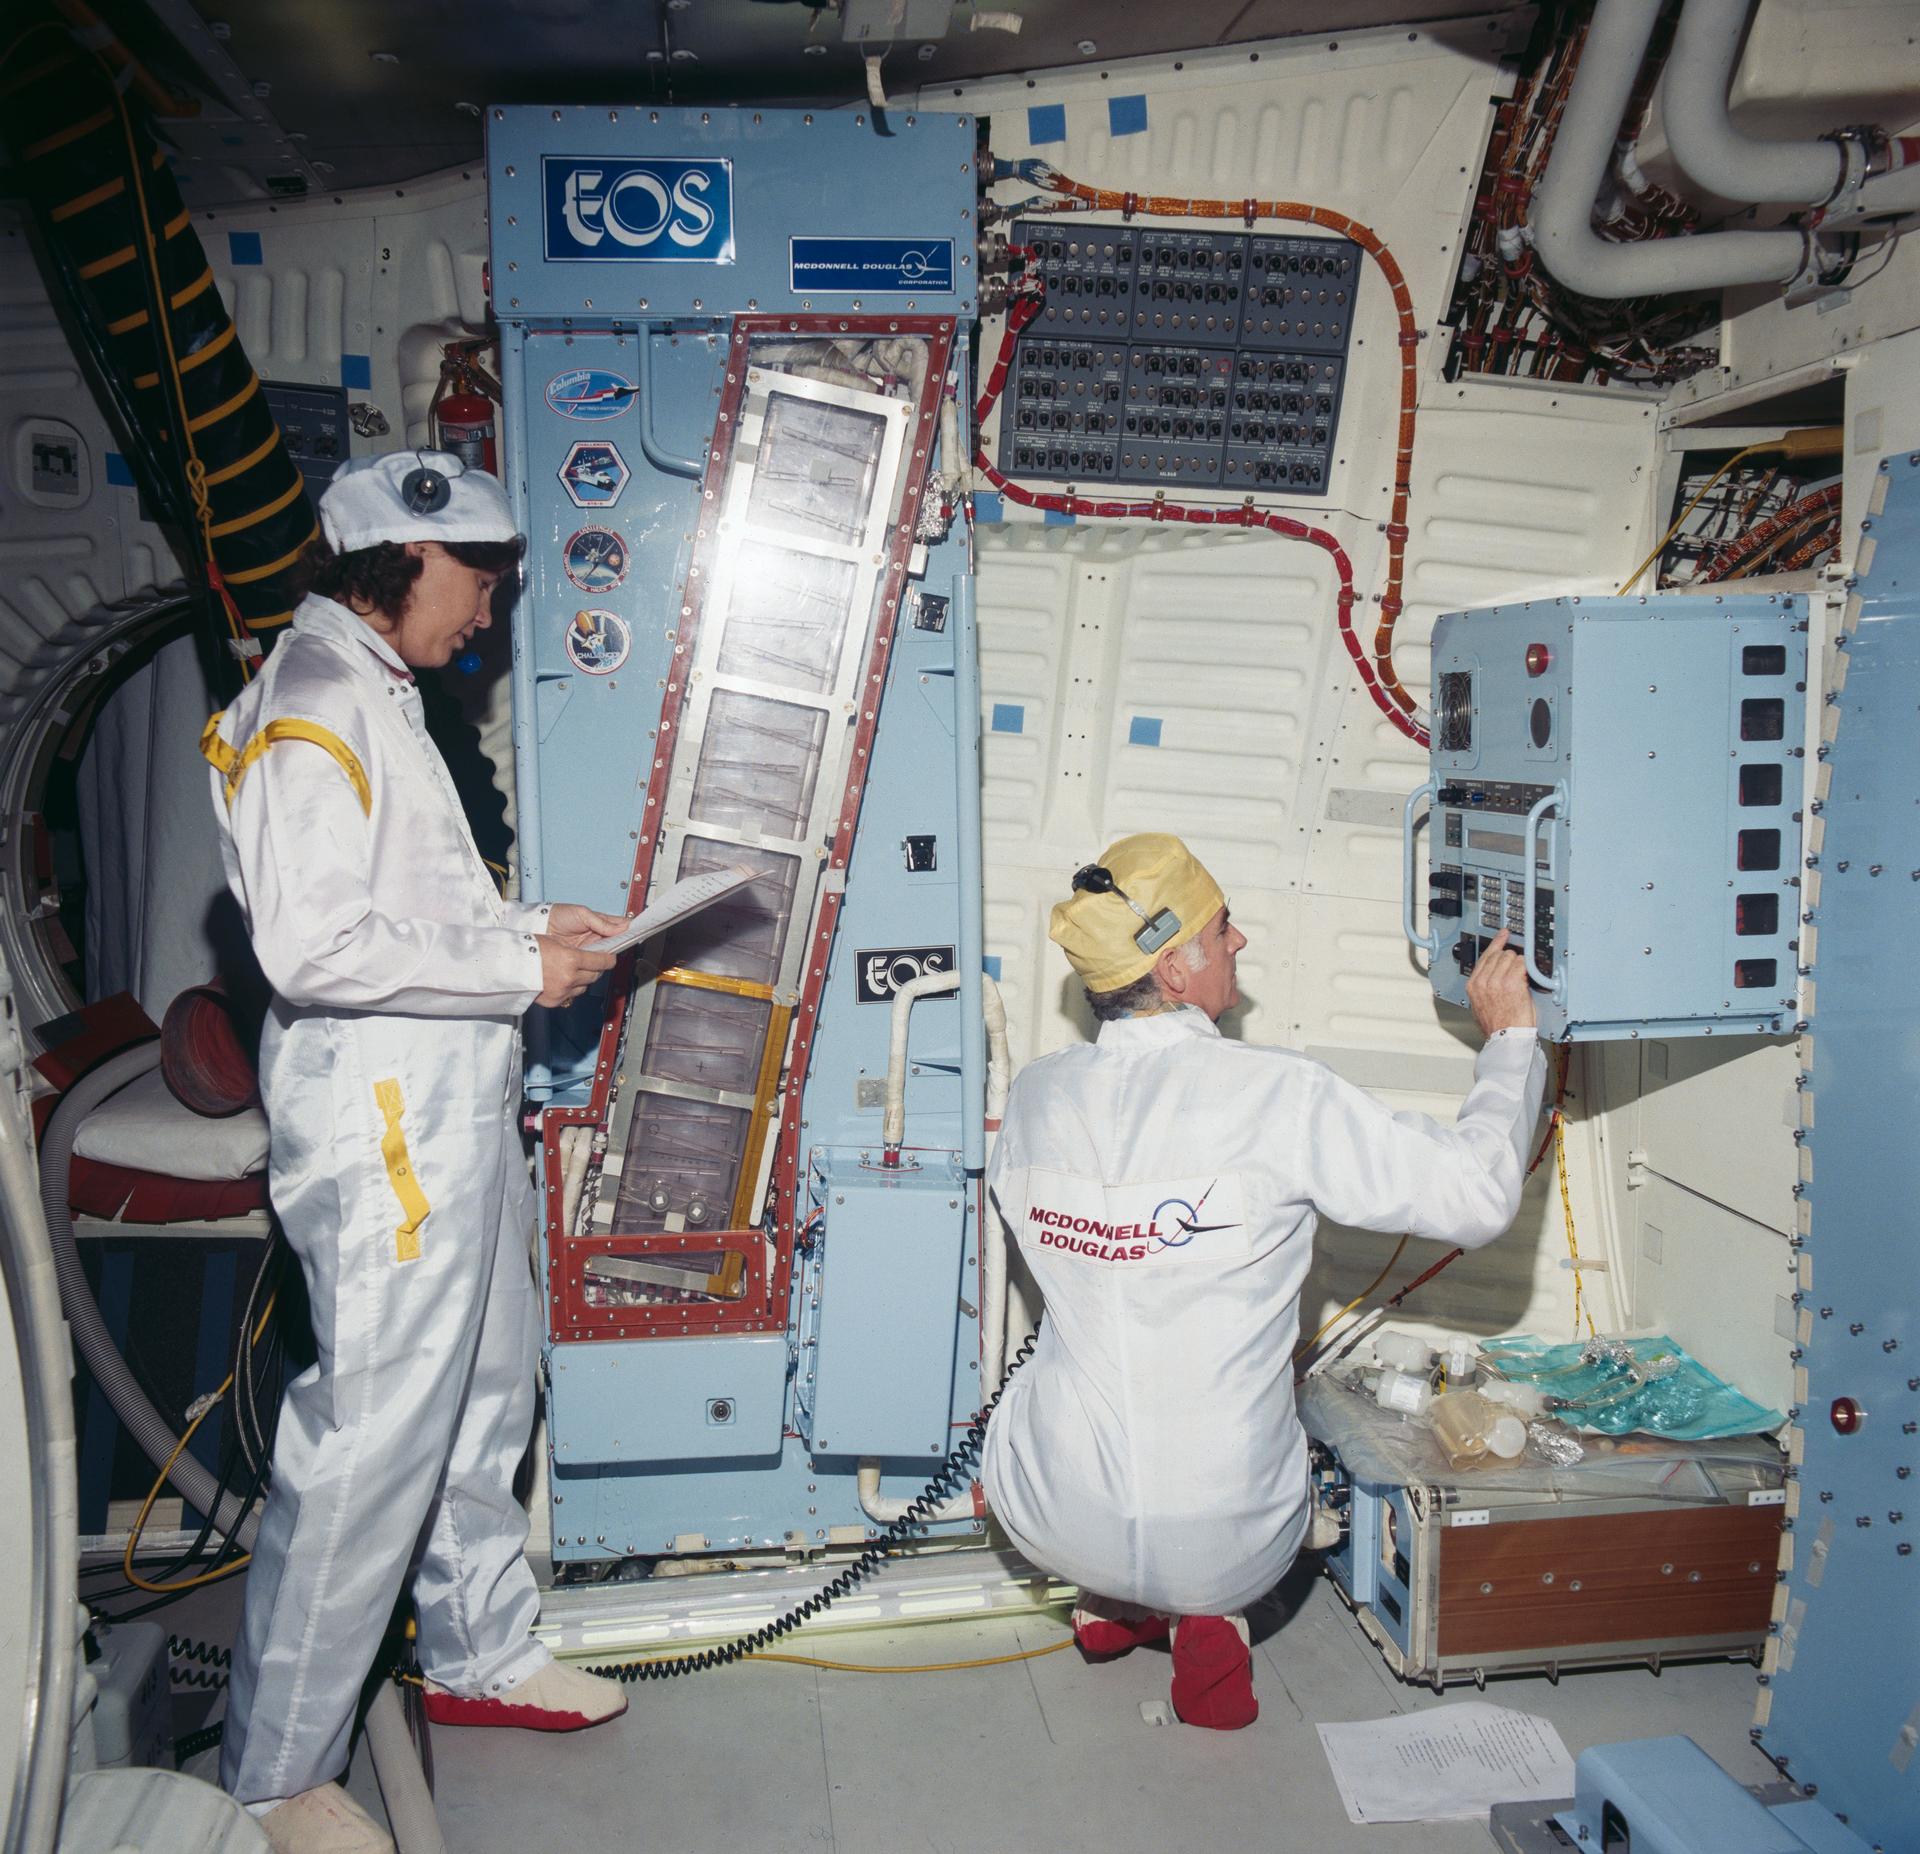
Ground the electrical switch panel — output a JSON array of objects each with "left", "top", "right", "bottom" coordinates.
[
  {"left": 1410, "top": 595, "right": 1807, "bottom": 1042},
  {"left": 1005, "top": 218, "right": 1359, "bottom": 493}
]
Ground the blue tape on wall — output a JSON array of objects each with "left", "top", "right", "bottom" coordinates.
[
  {"left": 973, "top": 492, "right": 1004, "bottom": 523},
  {"left": 1108, "top": 95, "right": 1149, "bottom": 137},
  {"left": 226, "top": 231, "right": 263, "bottom": 266},
  {"left": 340, "top": 353, "right": 372, "bottom": 390},
  {"left": 991, "top": 703, "right": 1025, "bottom": 734},
  {"left": 1043, "top": 509, "right": 1076, "bottom": 526},
  {"left": 1129, "top": 716, "right": 1163, "bottom": 747},
  {"left": 103, "top": 451, "right": 134, "bottom": 487},
  {"left": 1027, "top": 103, "right": 1067, "bottom": 146},
  {"left": 983, "top": 956, "right": 1002, "bottom": 980}
]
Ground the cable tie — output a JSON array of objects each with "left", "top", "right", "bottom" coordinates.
[
  {"left": 1398, "top": 330, "right": 1423, "bottom": 348},
  {"left": 1384, "top": 522, "right": 1410, "bottom": 543}
]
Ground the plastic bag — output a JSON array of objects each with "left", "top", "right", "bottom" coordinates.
[{"left": 1478, "top": 1333, "right": 1784, "bottom": 1440}]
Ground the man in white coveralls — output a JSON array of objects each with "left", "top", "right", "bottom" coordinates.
[
  {"left": 981, "top": 832, "right": 1544, "bottom": 1729},
  {"left": 202, "top": 452, "right": 631, "bottom": 1852}
]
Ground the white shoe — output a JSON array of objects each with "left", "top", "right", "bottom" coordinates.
[
  {"left": 258, "top": 1783, "right": 394, "bottom": 1854},
  {"left": 421, "top": 1658, "right": 628, "bottom": 1732}
]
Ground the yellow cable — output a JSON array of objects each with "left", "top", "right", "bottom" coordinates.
[
  {"left": 1294, "top": 1233, "right": 1409, "bottom": 1362},
  {"left": 1619, "top": 443, "right": 1771, "bottom": 595},
  {"left": 396, "top": 1638, "right": 1075, "bottom": 1685},
  {"left": 120, "top": 1292, "right": 276, "bottom": 1594},
  {"left": 1553, "top": 1110, "right": 1595, "bottom": 1341}
]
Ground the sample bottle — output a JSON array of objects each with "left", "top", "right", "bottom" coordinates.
[{"left": 1429, "top": 1389, "right": 1528, "bottom": 1467}]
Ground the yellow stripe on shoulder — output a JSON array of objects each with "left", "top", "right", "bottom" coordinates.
[{"left": 199, "top": 711, "right": 372, "bottom": 816}]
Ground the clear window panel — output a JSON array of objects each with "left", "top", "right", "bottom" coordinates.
[
  {"left": 715, "top": 541, "right": 859, "bottom": 694},
  {"left": 611, "top": 1094, "right": 748, "bottom": 1233},
  {"left": 582, "top": 1249, "right": 734, "bottom": 1311},
  {"left": 688, "top": 690, "right": 827, "bottom": 840},
  {"left": 639, "top": 985, "right": 770, "bottom": 1096},
  {"left": 746, "top": 393, "right": 888, "bottom": 546},
  {"left": 663, "top": 838, "right": 802, "bottom": 986}
]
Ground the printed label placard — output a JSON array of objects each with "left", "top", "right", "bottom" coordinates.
[
  {"left": 791, "top": 237, "right": 956, "bottom": 295},
  {"left": 854, "top": 944, "right": 955, "bottom": 1004},
  {"left": 543, "top": 156, "right": 734, "bottom": 263}
]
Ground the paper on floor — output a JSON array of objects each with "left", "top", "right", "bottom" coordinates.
[{"left": 1316, "top": 1701, "right": 1575, "bottom": 1824}]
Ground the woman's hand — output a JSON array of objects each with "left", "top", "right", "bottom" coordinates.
[{"left": 543, "top": 902, "right": 628, "bottom": 947}]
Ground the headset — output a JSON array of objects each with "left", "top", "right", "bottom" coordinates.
[
  {"left": 398, "top": 449, "right": 465, "bottom": 516},
  {"left": 1071, "top": 863, "right": 1182, "bottom": 955}
]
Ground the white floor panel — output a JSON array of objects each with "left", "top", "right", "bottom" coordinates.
[{"left": 419, "top": 1570, "right": 1774, "bottom": 1854}]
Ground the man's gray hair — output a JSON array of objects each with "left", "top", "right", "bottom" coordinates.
[
  {"left": 1083, "top": 932, "right": 1211, "bottom": 1021},
  {"left": 1084, "top": 972, "right": 1163, "bottom": 1022}
]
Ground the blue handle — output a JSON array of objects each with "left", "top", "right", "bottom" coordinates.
[
  {"left": 1402, "top": 779, "right": 1438, "bottom": 958},
  {"left": 1521, "top": 785, "right": 1567, "bottom": 995}
]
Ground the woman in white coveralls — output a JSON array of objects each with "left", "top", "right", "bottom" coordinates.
[
  {"left": 201, "top": 452, "right": 628, "bottom": 1853},
  {"left": 982, "top": 833, "right": 1544, "bottom": 1730}
]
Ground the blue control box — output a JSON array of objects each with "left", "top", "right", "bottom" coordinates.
[{"left": 1407, "top": 594, "right": 1807, "bottom": 1042}]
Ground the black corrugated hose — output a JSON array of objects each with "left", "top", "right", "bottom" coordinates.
[{"left": 1, "top": 6, "right": 320, "bottom": 671}]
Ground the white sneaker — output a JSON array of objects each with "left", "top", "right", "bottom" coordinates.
[
  {"left": 420, "top": 1658, "right": 628, "bottom": 1732},
  {"left": 258, "top": 1783, "right": 394, "bottom": 1854}
]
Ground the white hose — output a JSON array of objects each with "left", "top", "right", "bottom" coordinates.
[
  {"left": 978, "top": 975, "right": 1011, "bottom": 1394},
  {"left": 856, "top": 1460, "right": 977, "bottom": 1526},
  {"left": 881, "top": 969, "right": 960, "bottom": 1154},
  {"left": 1530, "top": 0, "right": 1810, "bottom": 298},
  {"left": 41, "top": 1044, "right": 446, "bottom": 1853},
  {"left": 1662, "top": 0, "right": 1845, "bottom": 206}
]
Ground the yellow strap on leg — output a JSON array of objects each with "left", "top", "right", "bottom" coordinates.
[
  {"left": 373, "top": 1079, "right": 431, "bottom": 1264},
  {"left": 199, "top": 712, "right": 373, "bottom": 816}
]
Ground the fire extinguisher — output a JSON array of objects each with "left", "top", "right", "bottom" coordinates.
[{"left": 432, "top": 346, "right": 499, "bottom": 473}]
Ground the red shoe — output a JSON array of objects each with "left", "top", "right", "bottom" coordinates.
[
  {"left": 1072, "top": 1605, "right": 1171, "bottom": 1662},
  {"left": 419, "top": 1660, "right": 627, "bottom": 1733},
  {"left": 1170, "top": 1615, "right": 1258, "bottom": 1730}
]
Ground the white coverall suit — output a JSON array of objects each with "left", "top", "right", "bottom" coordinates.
[
  {"left": 982, "top": 1006, "right": 1545, "bottom": 1620},
  {"left": 204, "top": 594, "right": 555, "bottom": 1804}
]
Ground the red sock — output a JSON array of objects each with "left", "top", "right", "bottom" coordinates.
[
  {"left": 1072, "top": 1609, "right": 1171, "bottom": 1661},
  {"left": 1170, "top": 1615, "right": 1258, "bottom": 1730}
]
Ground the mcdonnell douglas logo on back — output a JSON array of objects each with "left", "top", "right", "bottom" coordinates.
[
  {"left": 1025, "top": 1177, "right": 1244, "bottom": 1263},
  {"left": 542, "top": 157, "right": 734, "bottom": 263}
]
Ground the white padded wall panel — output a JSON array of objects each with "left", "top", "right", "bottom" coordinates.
[
  {"left": 0, "top": 216, "right": 182, "bottom": 726},
  {"left": 958, "top": 24, "right": 1646, "bottom": 1345}
]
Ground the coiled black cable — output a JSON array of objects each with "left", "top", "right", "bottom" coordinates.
[
  {"left": 169, "top": 1633, "right": 231, "bottom": 1690},
  {"left": 588, "top": 1334, "right": 1035, "bottom": 1684}
]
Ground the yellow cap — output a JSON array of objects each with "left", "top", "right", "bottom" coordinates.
[{"left": 1048, "top": 833, "right": 1226, "bottom": 992}]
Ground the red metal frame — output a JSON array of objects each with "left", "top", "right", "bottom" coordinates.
[{"left": 541, "top": 314, "right": 957, "bottom": 1343}]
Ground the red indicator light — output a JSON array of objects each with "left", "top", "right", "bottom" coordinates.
[
  {"left": 1830, "top": 1396, "right": 1864, "bottom": 1435},
  {"left": 1525, "top": 643, "right": 1551, "bottom": 677}
]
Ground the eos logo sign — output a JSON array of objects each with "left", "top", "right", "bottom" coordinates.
[{"left": 542, "top": 157, "right": 734, "bottom": 264}]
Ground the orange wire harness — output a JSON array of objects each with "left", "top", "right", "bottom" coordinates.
[{"left": 977, "top": 164, "right": 1430, "bottom": 745}]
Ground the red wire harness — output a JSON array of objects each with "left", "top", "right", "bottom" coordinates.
[
  {"left": 974, "top": 170, "right": 1432, "bottom": 747},
  {"left": 1700, "top": 482, "right": 1843, "bottom": 583}
]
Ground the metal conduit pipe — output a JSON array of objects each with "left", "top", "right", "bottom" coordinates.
[
  {"left": 40, "top": 1043, "right": 445, "bottom": 1853},
  {"left": 1531, "top": 0, "right": 1811, "bottom": 298},
  {"left": 1663, "top": 0, "right": 1848, "bottom": 205},
  {"left": 855, "top": 1461, "right": 980, "bottom": 1527}
]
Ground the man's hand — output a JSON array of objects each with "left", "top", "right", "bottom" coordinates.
[
  {"left": 535, "top": 937, "right": 615, "bottom": 1008},
  {"left": 543, "top": 902, "right": 628, "bottom": 947},
  {"left": 1466, "top": 929, "right": 1535, "bottom": 1037}
]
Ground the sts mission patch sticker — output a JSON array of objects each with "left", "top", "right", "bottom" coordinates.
[
  {"left": 562, "top": 527, "right": 628, "bottom": 593},
  {"left": 546, "top": 369, "right": 634, "bottom": 420},
  {"left": 566, "top": 609, "right": 630, "bottom": 675}
]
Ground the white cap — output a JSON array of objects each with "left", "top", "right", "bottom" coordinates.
[
  {"left": 1486, "top": 1413, "right": 1529, "bottom": 1459},
  {"left": 318, "top": 450, "right": 518, "bottom": 554}
]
